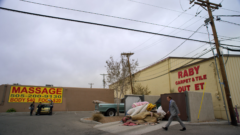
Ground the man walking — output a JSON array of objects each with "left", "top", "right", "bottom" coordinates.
[
  {"left": 30, "top": 101, "right": 35, "bottom": 116},
  {"left": 162, "top": 96, "right": 186, "bottom": 131}
]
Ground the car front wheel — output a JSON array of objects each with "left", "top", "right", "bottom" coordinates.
[{"left": 106, "top": 109, "right": 116, "bottom": 116}]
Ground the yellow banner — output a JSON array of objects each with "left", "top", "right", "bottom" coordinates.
[{"left": 8, "top": 86, "right": 63, "bottom": 103}]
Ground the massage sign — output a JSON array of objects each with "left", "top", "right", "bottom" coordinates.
[
  {"left": 175, "top": 65, "right": 206, "bottom": 92},
  {"left": 8, "top": 86, "right": 63, "bottom": 103}
]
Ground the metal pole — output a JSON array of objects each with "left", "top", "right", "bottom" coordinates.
[{"left": 206, "top": 26, "right": 230, "bottom": 123}]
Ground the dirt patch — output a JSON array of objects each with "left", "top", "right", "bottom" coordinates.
[{"left": 85, "top": 116, "right": 124, "bottom": 123}]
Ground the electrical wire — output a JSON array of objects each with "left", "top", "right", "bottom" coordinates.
[
  {"left": 220, "top": 7, "right": 240, "bottom": 13},
  {"left": 221, "top": 44, "right": 240, "bottom": 48},
  {"left": 136, "top": 35, "right": 239, "bottom": 70},
  {"left": 135, "top": 49, "right": 211, "bottom": 82},
  {"left": 0, "top": 7, "right": 227, "bottom": 44},
  {"left": 155, "top": 24, "right": 204, "bottom": 61},
  {"left": 136, "top": 47, "right": 210, "bottom": 78},
  {"left": 19, "top": 0, "right": 240, "bottom": 42},
  {"left": 218, "top": 36, "right": 240, "bottom": 42},
  {"left": 221, "top": 46, "right": 240, "bottom": 52},
  {"left": 1, "top": 6, "right": 238, "bottom": 54},
  {"left": 217, "top": 19, "right": 240, "bottom": 26},
  {"left": 134, "top": 15, "right": 208, "bottom": 68},
  {"left": 130, "top": 11, "right": 186, "bottom": 52},
  {"left": 135, "top": 24, "right": 205, "bottom": 70},
  {"left": 179, "top": 0, "right": 185, "bottom": 11},
  {"left": 130, "top": 3, "right": 196, "bottom": 52},
  {"left": 134, "top": 15, "right": 207, "bottom": 54},
  {"left": 215, "top": 15, "right": 240, "bottom": 17},
  {"left": 128, "top": 0, "right": 205, "bottom": 18},
  {"left": 20, "top": 0, "right": 219, "bottom": 38}
]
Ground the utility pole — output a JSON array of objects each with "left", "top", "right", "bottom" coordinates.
[
  {"left": 121, "top": 52, "right": 134, "bottom": 94},
  {"left": 100, "top": 74, "right": 108, "bottom": 88},
  {"left": 193, "top": 0, "right": 237, "bottom": 126},
  {"left": 89, "top": 83, "right": 94, "bottom": 88}
]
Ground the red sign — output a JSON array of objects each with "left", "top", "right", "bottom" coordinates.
[{"left": 175, "top": 65, "right": 206, "bottom": 92}]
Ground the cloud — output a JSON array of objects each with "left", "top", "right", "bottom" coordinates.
[{"left": 0, "top": 0, "right": 239, "bottom": 88}]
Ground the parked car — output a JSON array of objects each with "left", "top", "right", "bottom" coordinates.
[
  {"left": 95, "top": 103, "right": 125, "bottom": 116},
  {"left": 35, "top": 104, "right": 52, "bottom": 115}
]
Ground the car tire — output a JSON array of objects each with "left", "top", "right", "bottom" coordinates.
[{"left": 106, "top": 109, "right": 116, "bottom": 116}]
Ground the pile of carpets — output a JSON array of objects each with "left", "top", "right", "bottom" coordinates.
[{"left": 122, "top": 102, "right": 166, "bottom": 126}]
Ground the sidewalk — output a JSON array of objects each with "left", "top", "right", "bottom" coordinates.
[
  {"left": 94, "top": 121, "right": 183, "bottom": 135},
  {"left": 94, "top": 120, "right": 237, "bottom": 135}
]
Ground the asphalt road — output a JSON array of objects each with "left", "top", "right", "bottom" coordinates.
[
  {"left": 1, "top": 112, "right": 240, "bottom": 135},
  {"left": 0, "top": 111, "right": 113, "bottom": 135},
  {"left": 143, "top": 124, "right": 240, "bottom": 135}
]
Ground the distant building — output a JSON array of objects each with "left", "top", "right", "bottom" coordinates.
[{"left": 0, "top": 85, "right": 114, "bottom": 112}]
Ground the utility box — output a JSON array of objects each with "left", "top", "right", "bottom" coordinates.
[{"left": 186, "top": 91, "right": 215, "bottom": 122}]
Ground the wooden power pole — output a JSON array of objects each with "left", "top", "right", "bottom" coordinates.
[
  {"left": 193, "top": 0, "right": 237, "bottom": 126},
  {"left": 100, "top": 74, "right": 108, "bottom": 88},
  {"left": 89, "top": 83, "right": 94, "bottom": 88},
  {"left": 121, "top": 53, "right": 134, "bottom": 94}
]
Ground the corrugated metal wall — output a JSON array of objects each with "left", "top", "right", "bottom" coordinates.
[
  {"left": 169, "top": 58, "right": 203, "bottom": 71},
  {"left": 224, "top": 56, "right": 240, "bottom": 107}
]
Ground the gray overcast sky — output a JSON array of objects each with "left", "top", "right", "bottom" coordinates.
[{"left": 0, "top": 0, "right": 239, "bottom": 88}]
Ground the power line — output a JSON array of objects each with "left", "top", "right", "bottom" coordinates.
[
  {"left": 156, "top": 24, "right": 204, "bottom": 61},
  {"left": 220, "top": 7, "right": 240, "bottom": 13},
  {"left": 134, "top": 15, "right": 207, "bottom": 54},
  {"left": 135, "top": 24, "right": 206, "bottom": 71},
  {"left": 19, "top": 0, "right": 205, "bottom": 36},
  {"left": 128, "top": 0, "right": 205, "bottom": 18},
  {"left": 130, "top": 4, "right": 195, "bottom": 52},
  {"left": 135, "top": 49, "right": 211, "bottom": 82},
  {"left": 136, "top": 47, "right": 210, "bottom": 77},
  {"left": 221, "top": 44, "right": 240, "bottom": 48},
  {"left": 134, "top": 16, "right": 208, "bottom": 68},
  {"left": 217, "top": 19, "right": 240, "bottom": 26},
  {"left": 215, "top": 15, "right": 240, "bottom": 17},
  {"left": 136, "top": 34, "right": 236, "bottom": 71},
  {"left": 179, "top": 0, "right": 185, "bottom": 11},
  {"left": 130, "top": 11, "right": 186, "bottom": 52},
  {"left": 18, "top": 0, "right": 240, "bottom": 42},
  {"left": 2, "top": 7, "right": 237, "bottom": 46},
  {"left": 221, "top": 46, "right": 240, "bottom": 52}
]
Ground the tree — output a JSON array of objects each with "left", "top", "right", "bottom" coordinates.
[
  {"left": 106, "top": 55, "right": 138, "bottom": 116},
  {"left": 133, "top": 83, "right": 151, "bottom": 95}
]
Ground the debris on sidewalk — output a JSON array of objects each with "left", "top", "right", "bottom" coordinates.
[{"left": 122, "top": 101, "right": 166, "bottom": 126}]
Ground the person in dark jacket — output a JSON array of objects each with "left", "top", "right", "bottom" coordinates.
[
  {"left": 162, "top": 96, "right": 186, "bottom": 131},
  {"left": 36, "top": 102, "right": 42, "bottom": 115},
  {"left": 30, "top": 101, "right": 35, "bottom": 116},
  {"left": 50, "top": 100, "right": 54, "bottom": 115}
]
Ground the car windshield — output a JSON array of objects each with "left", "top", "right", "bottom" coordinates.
[{"left": 42, "top": 104, "right": 50, "bottom": 107}]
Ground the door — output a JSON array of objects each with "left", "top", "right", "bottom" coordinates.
[{"left": 161, "top": 93, "right": 188, "bottom": 121}]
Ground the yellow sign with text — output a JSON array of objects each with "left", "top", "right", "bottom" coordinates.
[{"left": 8, "top": 86, "right": 63, "bottom": 103}]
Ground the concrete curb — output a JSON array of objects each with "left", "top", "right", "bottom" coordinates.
[
  {"left": 184, "top": 121, "right": 240, "bottom": 125},
  {"left": 79, "top": 117, "right": 102, "bottom": 125}
]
